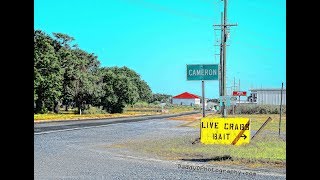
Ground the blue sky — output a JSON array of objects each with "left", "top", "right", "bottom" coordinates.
[{"left": 34, "top": 0, "right": 286, "bottom": 99}]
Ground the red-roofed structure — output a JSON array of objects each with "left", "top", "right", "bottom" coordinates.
[
  {"left": 173, "top": 92, "right": 199, "bottom": 99},
  {"left": 172, "top": 92, "right": 201, "bottom": 106}
]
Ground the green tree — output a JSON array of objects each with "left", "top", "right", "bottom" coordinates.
[
  {"left": 34, "top": 30, "right": 153, "bottom": 115},
  {"left": 100, "top": 69, "right": 118, "bottom": 113},
  {"left": 34, "top": 30, "right": 63, "bottom": 113},
  {"left": 150, "top": 93, "right": 172, "bottom": 104},
  {"left": 52, "top": 33, "right": 104, "bottom": 114},
  {"left": 100, "top": 68, "right": 139, "bottom": 113},
  {"left": 66, "top": 48, "right": 103, "bottom": 114},
  {"left": 136, "top": 80, "right": 152, "bottom": 102},
  {"left": 107, "top": 66, "right": 152, "bottom": 103}
]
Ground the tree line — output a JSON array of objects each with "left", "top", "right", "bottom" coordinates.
[{"left": 34, "top": 30, "right": 156, "bottom": 114}]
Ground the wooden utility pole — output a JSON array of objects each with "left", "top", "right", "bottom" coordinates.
[{"left": 213, "top": 0, "right": 237, "bottom": 117}]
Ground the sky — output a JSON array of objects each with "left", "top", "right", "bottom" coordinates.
[{"left": 34, "top": 0, "right": 286, "bottom": 99}]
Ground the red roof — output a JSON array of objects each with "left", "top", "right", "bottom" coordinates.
[{"left": 173, "top": 92, "right": 199, "bottom": 99}]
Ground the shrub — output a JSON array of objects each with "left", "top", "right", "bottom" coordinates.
[
  {"left": 82, "top": 105, "right": 106, "bottom": 114},
  {"left": 233, "top": 104, "right": 286, "bottom": 114}
]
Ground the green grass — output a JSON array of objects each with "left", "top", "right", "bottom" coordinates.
[
  {"left": 115, "top": 135, "right": 285, "bottom": 169},
  {"left": 167, "top": 106, "right": 199, "bottom": 113},
  {"left": 34, "top": 111, "right": 160, "bottom": 121},
  {"left": 34, "top": 105, "right": 198, "bottom": 121},
  {"left": 111, "top": 114, "right": 286, "bottom": 169}
]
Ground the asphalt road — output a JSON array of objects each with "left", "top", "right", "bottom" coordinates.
[
  {"left": 34, "top": 116, "right": 286, "bottom": 180},
  {"left": 34, "top": 111, "right": 199, "bottom": 134}
]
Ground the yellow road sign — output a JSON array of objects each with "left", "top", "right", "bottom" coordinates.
[{"left": 200, "top": 117, "right": 250, "bottom": 145}]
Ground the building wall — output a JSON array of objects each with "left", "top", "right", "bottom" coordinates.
[
  {"left": 256, "top": 90, "right": 286, "bottom": 105},
  {"left": 172, "top": 98, "right": 200, "bottom": 106}
]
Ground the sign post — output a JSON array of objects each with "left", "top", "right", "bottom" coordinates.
[
  {"left": 232, "top": 91, "right": 247, "bottom": 105},
  {"left": 202, "top": 80, "right": 205, "bottom": 117},
  {"left": 186, "top": 64, "right": 219, "bottom": 140},
  {"left": 186, "top": 64, "right": 219, "bottom": 117}
]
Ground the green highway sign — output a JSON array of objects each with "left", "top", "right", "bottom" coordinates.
[{"left": 186, "top": 64, "right": 219, "bottom": 81}]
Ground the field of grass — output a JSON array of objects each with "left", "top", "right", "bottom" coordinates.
[
  {"left": 34, "top": 111, "right": 162, "bottom": 122},
  {"left": 167, "top": 106, "right": 199, "bottom": 114},
  {"left": 34, "top": 105, "right": 199, "bottom": 122},
  {"left": 111, "top": 114, "right": 286, "bottom": 169}
]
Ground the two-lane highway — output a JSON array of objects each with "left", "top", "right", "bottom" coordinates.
[{"left": 34, "top": 112, "right": 199, "bottom": 134}]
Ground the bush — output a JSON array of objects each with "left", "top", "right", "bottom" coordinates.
[
  {"left": 82, "top": 105, "right": 106, "bottom": 114},
  {"left": 233, "top": 104, "right": 286, "bottom": 114},
  {"left": 134, "top": 101, "right": 149, "bottom": 108},
  {"left": 131, "top": 101, "right": 160, "bottom": 108}
]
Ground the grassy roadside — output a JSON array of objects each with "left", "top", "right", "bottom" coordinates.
[
  {"left": 34, "top": 106, "right": 199, "bottom": 122},
  {"left": 110, "top": 114, "right": 286, "bottom": 169},
  {"left": 34, "top": 112, "right": 161, "bottom": 122}
]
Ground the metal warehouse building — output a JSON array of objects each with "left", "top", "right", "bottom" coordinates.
[{"left": 248, "top": 88, "right": 286, "bottom": 105}]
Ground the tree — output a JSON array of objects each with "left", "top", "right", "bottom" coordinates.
[
  {"left": 100, "top": 68, "right": 139, "bottom": 113},
  {"left": 107, "top": 66, "right": 152, "bottom": 103},
  {"left": 136, "top": 80, "right": 152, "bottom": 102},
  {"left": 150, "top": 93, "right": 172, "bottom": 104},
  {"left": 52, "top": 32, "right": 104, "bottom": 114},
  {"left": 65, "top": 48, "right": 103, "bottom": 114},
  {"left": 34, "top": 30, "right": 153, "bottom": 115},
  {"left": 52, "top": 32, "right": 75, "bottom": 48},
  {"left": 99, "top": 69, "right": 118, "bottom": 113},
  {"left": 34, "top": 30, "right": 63, "bottom": 113}
]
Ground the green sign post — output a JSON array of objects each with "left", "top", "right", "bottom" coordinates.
[{"left": 186, "top": 64, "right": 219, "bottom": 81}]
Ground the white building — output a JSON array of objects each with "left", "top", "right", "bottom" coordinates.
[
  {"left": 172, "top": 92, "right": 201, "bottom": 106},
  {"left": 248, "top": 88, "right": 286, "bottom": 105}
]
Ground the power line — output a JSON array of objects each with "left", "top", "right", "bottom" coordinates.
[
  {"left": 232, "top": 40, "right": 284, "bottom": 53},
  {"left": 121, "top": 0, "right": 214, "bottom": 21},
  {"left": 198, "top": 0, "right": 222, "bottom": 4}
]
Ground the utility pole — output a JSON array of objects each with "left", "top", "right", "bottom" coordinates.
[
  {"left": 233, "top": 77, "right": 235, "bottom": 92},
  {"left": 219, "top": 12, "right": 223, "bottom": 99},
  {"left": 239, "top": 79, "right": 240, "bottom": 104},
  {"left": 222, "top": 0, "right": 227, "bottom": 117},
  {"left": 279, "top": 82, "right": 283, "bottom": 136},
  {"left": 213, "top": 0, "right": 237, "bottom": 117},
  {"left": 232, "top": 77, "right": 235, "bottom": 115}
]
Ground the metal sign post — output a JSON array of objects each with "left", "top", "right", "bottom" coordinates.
[
  {"left": 202, "top": 80, "right": 205, "bottom": 118},
  {"left": 279, "top": 82, "right": 283, "bottom": 136},
  {"left": 186, "top": 64, "right": 218, "bottom": 117},
  {"left": 186, "top": 64, "right": 219, "bottom": 141}
]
